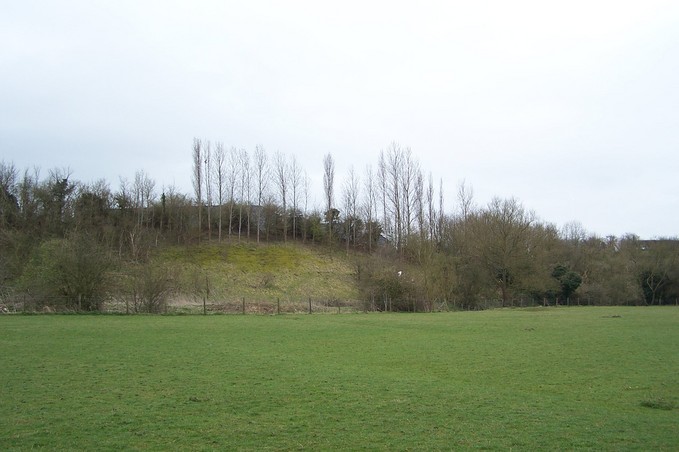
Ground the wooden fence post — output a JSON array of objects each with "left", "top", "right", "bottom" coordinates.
[{"left": 204, "top": 274, "right": 209, "bottom": 315}]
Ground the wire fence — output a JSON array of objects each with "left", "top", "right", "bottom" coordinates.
[{"left": 1, "top": 292, "right": 676, "bottom": 315}]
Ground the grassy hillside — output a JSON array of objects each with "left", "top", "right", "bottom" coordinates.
[
  {"left": 1, "top": 307, "right": 677, "bottom": 449},
  {"left": 153, "top": 241, "right": 362, "bottom": 310}
]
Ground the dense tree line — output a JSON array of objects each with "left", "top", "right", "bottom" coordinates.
[{"left": 1, "top": 141, "right": 678, "bottom": 312}]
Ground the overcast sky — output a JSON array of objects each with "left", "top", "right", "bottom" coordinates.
[{"left": 1, "top": 1, "right": 678, "bottom": 239}]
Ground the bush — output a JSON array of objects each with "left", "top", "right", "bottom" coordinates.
[
  {"left": 17, "top": 234, "right": 111, "bottom": 311},
  {"left": 124, "top": 263, "right": 178, "bottom": 313},
  {"left": 356, "top": 255, "right": 422, "bottom": 311}
]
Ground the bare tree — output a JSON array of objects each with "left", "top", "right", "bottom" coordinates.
[
  {"left": 133, "top": 170, "right": 143, "bottom": 227},
  {"left": 227, "top": 146, "right": 239, "bottom": 239},
  {"left": 363, "top": 164, "right": 377, "bottom": 252},
  {"left": 343, "top": 165, "right": 359, "bottom": 251},
  {"left": 560, "top": 221, "right": 588, "bottom": 243},
  {"left": 436, "top": 178, "right": 445, "bottom": 244},
  {"left": 114, "top": 176, "right": 131, "bottom": 257},
  {"left": 377, "top": 150, "right": 389, "bottom": 242},
  {"left": 457, "top": 179, "right": 475, "bottom": 221},
  {"left": 17, "top": 167, "right": 41, "bottom": 232},
  {"left": 426, "top": 173, "right": 436, "bottom": 241},
  {"left": 214, "top": 142, "right": 226, "bottom": 242},
  {"left": 237, "top": 148, "right": 250, "bottom": 241},
  {"left": 142, "top": 172, "right": 156, "bottom": 230},
  {"left": 384, "top": 143, "right": 403, "bottom": 250},
  {"left": 191, "top": 138, "right": 202, "bottom": 243},
  {"left": 476, "top": 197, "right": 537, "bottom": 306},
  {"left": 400, "top": 147, "right": 418, "bottom": 240},
  {"left": 253, "top": 145, "right": 269, "bottom": 243},
  {"left": 245, "top": 152, "right": 253, "bottom": 239},
  {"left": 378, "top": 144, "right": 422, "bottom": 250},
  {"left": 302, "top": 170, "right": 310, "bottom": 243},
  {"left": 133, "top": 170, "right": 155, "bottom": 229},
  {"left": 323, "top": 153, "right": 335, "bottom": 243},
  {"left": 290, "top": 155, "right": 302, "bottom": 241},
  {"left": 128, "top": 170, "right": 155, "bottom": 258},
  {"left": 273, "top": 151, "right": 289, "bottom": 241},
  {"left": 204, "top": 141, "right": 213, "bottom": 242},
  {"left": 415, "top": 169, "right": 425, "bottom": 242},
  {"left": 342, "top": 177, "right": 352, "bottom": 253}
]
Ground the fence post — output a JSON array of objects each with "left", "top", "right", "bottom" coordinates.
[
  {"left": 277, "top": 297, "right": 280, "bottom": 315},
  {"left": 242, "top": 297, "right": 245, "bottom": 315},
  {"left": 308, "top": 297, "right": 312, "bottom": 314},
  {"left": 204, "top": 274, "right": 209, "bottom": 315}
]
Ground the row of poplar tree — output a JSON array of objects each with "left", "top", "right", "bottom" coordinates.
[{"left": 0, "top": 140, "right": 677, "bottom": 311}]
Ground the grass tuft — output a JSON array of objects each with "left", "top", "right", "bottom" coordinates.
[{"left": 640, "top": 397, "right": 675, "bottom": 410}]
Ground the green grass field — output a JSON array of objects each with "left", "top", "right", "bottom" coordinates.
[{"left": 1, "top": 307, "right": 677, "bottom": 450}]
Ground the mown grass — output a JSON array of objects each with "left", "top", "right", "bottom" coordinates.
[{"left": 1, "top": 307, "right": 678, "bottom": 450}]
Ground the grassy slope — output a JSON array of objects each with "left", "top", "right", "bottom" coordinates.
[
  {"left": 156, "top": 241, "right": 361, "bottom": 306},
  {"left": 1, "top": 307, "right": 678, "bottom": 450}
]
